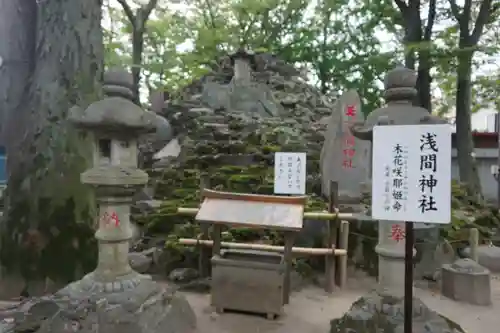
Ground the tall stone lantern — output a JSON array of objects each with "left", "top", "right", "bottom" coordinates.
[
  {"left": 350, "top": 67, "right": 446, "bottom": 296},
  {"left": 57, "top": 70, "right": 196, "bottom": 332}
]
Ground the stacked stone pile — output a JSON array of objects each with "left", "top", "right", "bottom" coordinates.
[{"left": 137, "top": 51, "right": 333, "bottom": 237}]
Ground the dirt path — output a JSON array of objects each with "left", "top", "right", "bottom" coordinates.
[
  {"left": 1, "top": 273, "right": 498, "bottom": 332},
  {"left": 181, "top": 274, "right": 500, "bottom": 333}
]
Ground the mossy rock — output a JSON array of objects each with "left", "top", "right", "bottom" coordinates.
[
  {"left": 442, "top": 180, "right": 500, "bottom": 249},
  {"left": 330, "top": 291, "right": 466, "bottom": 333},
  {"left": 1, "top": 197, "right": 97, "bottom": 284}
]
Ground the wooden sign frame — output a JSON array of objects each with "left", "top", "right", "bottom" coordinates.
[
  {"left": 195, "top": 189, "right": 307, "bottom": 231},
  {"left": 195, "top": 189, "right": 307, "bottom": 305}
]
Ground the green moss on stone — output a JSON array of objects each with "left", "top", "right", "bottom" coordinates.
[{"left": 1, "top": 196, "right": 96, "bottom": 284}]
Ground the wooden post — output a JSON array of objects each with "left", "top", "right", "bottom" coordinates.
[
  {"left": 325, "top": 181, "right": 338, "bottom": 293},
  {"left": 336, "top": 220, "right": 349, "bottom": 288},
  {"left": 469, "top": 228, "right": 479, "bottom": 262},
  {"left": 283, "top": 231, "right": 295, "bottom": 305},
  {"left": 198, "top": 177, "right": 211, "bottom": 277},
  {"left": 212, "top": 224, "right": 222, "bottom": 256}
]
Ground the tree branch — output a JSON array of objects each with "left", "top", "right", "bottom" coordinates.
[
  {"left": 447, "top": 0, "right": 462, "bottom": 22},
  {"left": 463, "top": 0, "right": 472, "bottom": 26},
  {"left": 203, "top": 0, "right": 217, "bottom": 29},
  {"left": 115, "top": 0, "right": 135, "bottom": 25},
  {"left": 424, "top": 0, "right": 437, "bottom": 40},
  {"left": 470, "top": 0, "right": 493, "bottom": 45},
  {"left": 241, "top": 15, "right": 259, "bottom": 46},
  {"left": 143, "top": 0, "right": 159, "bottom": 22},
  {"left": 264, "top": 3, "right": 302, "bottom": 46},
  {"left": 137, "top": 0, "right": 160, "bottom": 31},
  {"left": 394, "top": 0, "right": 408, "bottom": 13}
]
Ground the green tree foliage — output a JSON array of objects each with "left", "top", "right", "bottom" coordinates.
[
  {"left": 105, "top": 0, "right": 403, "bottom": 110},
  {"left": 433, "top": 10, "right": 500, "bottom": 116},
  {"left": 442, "top": 0, "right": 498, "bottom": 194},
  {"left": 104, "top": 0, "right": 500, "bottom": 191}
]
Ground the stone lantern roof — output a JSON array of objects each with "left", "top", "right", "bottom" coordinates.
[
  {"left": 350, "top": 67, "right": 446, "bottom": 141},
  {"left": 68, "top": 70, "right": 157, "bottom": 135}
]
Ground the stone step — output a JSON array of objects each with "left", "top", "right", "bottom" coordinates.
[
  {"left": 204, "top": 123, "right": 229, "bottom": 130},
  {"left": 188, "top": 107, "right": 214, "bottom": 115},
  {"left": 197, "top": 153, "right": 258, "bottom": 166},
  {"left": 198, "top": 115, "right": 226, "bottom": 123}
]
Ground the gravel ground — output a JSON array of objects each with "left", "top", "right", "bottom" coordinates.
[
  {"left": 0, "top": 272, "right": 498, "bottom": 333},
  {"left": 180, "top": 273, "right": 500, "bottom": 333}
]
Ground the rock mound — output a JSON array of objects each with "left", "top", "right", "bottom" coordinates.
[
  {"left": 462, "top": 245, "right": 500, "bottom": 272},
  {"left": 447, "top": 181, "right": 500, "bottom": 247},
  {"left": 147, "top": 51, "right": 332, "bottom": 164},
  {"left": 329, "top": 291, "right": 465, "bottom": 333},
  {"left": 137, "top": 52, "right": 333, "bottom": 233},
  {"left": 0, "top": 281, "right": 196, "bottom": 333},
  {"left": 139, "top": 52, "right": 500, "bottom": 277}
]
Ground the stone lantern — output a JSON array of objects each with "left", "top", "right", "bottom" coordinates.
[
  {"left": 350, "top": 67, "right": 446, "bottom": 296},
  {"left": 56, "top": 70, "right": 196, "bottom": 332}
]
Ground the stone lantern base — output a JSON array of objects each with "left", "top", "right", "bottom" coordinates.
[{"left": 1, "top": 276, "right": 196, "bottom": 333}]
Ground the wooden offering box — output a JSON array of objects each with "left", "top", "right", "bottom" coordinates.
[
  {"left": 195, "top": 189, "right": 306, "bottom": 319},
  {"left": 211, "top": 249, "right": 285, "bottom": 318}
]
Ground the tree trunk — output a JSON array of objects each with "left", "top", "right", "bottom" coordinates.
[
  {"left": 116, "top": 0, "right": 159, "bottom": 105},
  {"left": 132, "top": 30, "right": 144, "bottom": 104},
  {"left": 401, "top": 4, "right": 421, "bottom": 70},
  {"left": 0, "top": 0, "right": 103, "bottom": 285},
  {"left": 455, "top": 50, "right": 481, "bottom": 194},
  {"left": 416, "top": 52, "right": 432, "bottom": 112},
  {"left": 0, "top": 0, "right": 37, "bottom": 161},
  {"left": 397, "top": 0, "right": 434, "bottom": 111}
]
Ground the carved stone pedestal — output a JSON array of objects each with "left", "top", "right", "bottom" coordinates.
[{"left": 49, "top": 276, "right": 196, "bottom": 333}]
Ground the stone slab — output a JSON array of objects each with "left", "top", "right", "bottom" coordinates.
[
  {"left": 320, "top": 90, "right": 370, "bottom": 201},
  {"left": 463, "top": 245, "right": 500, "bottom": 272}
]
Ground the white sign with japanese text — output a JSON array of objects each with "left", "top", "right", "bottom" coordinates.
[
  {"left": 371, "top": 124, "right": 452, "bottom": 224},
  {"left": 274, "top": 152, "right": 307, "bottom": 195}
]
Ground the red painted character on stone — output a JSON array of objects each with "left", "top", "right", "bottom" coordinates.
[
  {"left": 391, "top": 224, "right": 405, "bottom": 242},
  {"left": 342, "top": 105, "right": 357, "bottom": 169},
  {"left": 100, "top": 211, "right": 120, "bottom": 227}
]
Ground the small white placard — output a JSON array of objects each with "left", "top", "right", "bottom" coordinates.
[
  {"left": 371, "top": 124, "right": 452, "bottom": 224},
  {"left": 274, "top": 152, "right": 307, "bottom": 195}
]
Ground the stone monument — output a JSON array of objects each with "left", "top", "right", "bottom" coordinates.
[
  {"left": 330, "top": 67, "right": 465, "bottom": 333},
  {"left": 5, "top": 70, "right": 197, "bottom": 333},
  {"left": 320, "top": 90, "right": 370, "bottom": 207}
]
